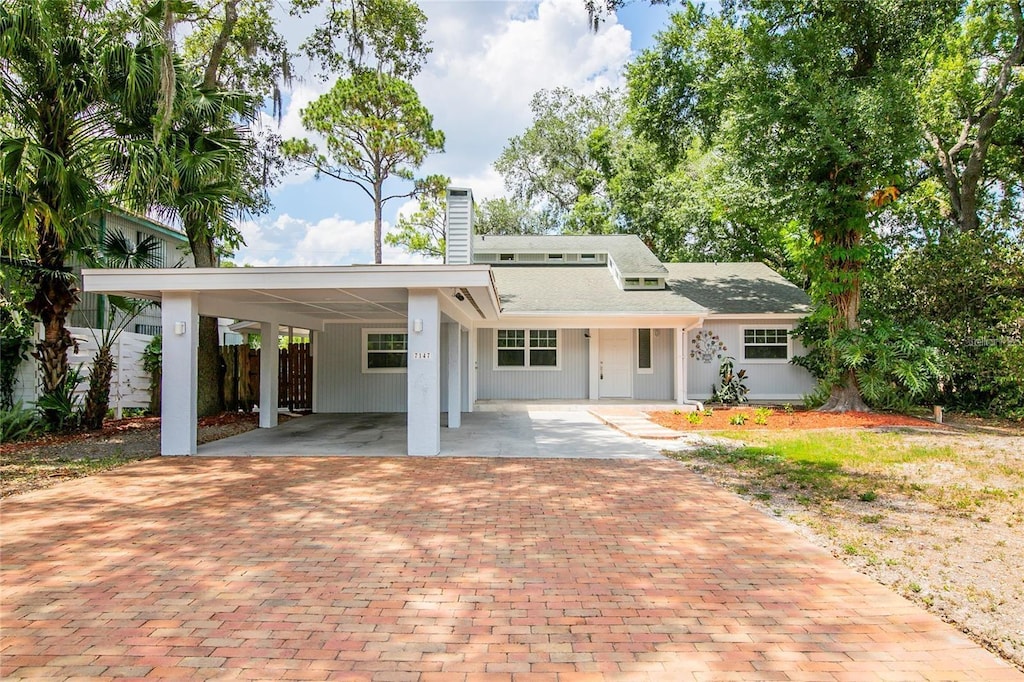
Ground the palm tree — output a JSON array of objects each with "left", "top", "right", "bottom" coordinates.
[
  {"left": 0, "top": 0, "right": 162, "bottom": 428},
  {"left": 80, "top": 231, "right": 162, "bottom": 430},
  {"left": 114, "top": 65, "right": 259, "bottom": 416}
]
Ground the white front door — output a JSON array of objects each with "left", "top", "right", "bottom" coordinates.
[{"left": 599, "top": 329, "right": 632, "bottom": 398}]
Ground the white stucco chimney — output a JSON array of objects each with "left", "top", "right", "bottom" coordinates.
[{"left": 445, "top": 187, "right": 474, "bottom": 265}]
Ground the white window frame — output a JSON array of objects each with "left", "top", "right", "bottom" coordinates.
[
  {"left": 362, "top": 328, "right": 408, "bottom": 373},
  {"left": 636, "top": 328, "right": 654, "bottom": 374},
  {"left": 493, "top": 328, "right": 561, "bottom": 371},
  {"left": 742, "top": 326, "right": 791, "bottom": 363}
]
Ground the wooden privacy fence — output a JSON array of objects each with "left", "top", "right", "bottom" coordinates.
[{"left": 221, "top": 342, "right": 312, "bottom": 412}]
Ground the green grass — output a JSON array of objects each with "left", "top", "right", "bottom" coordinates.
[{"left": 671, "top": 431, "right": 961, "bottom": 503}]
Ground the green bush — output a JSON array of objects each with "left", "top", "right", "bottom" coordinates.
[
  {"left": 712, "top": 357, "right": 750, "bottom": 404},
  {"left": 1, "top": 403, "right": 43, "bottom": 443}
]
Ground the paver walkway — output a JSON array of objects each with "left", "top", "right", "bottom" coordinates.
[{"left": 2, "top": 457, "right": 1019, "bottom": 681}]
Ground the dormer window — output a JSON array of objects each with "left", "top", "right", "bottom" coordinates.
[
  {"left": 499, "top": 253, "right": 515, "bottom": 261},
  {"left": 644, "top": 278, "right": 660, "bottom": 287},
  {"left": 547, "top": 253, "right": 563, "bottom": 262},
  {"left": 580, "top": 253, "right": 597, "bottom": 262},
  {"left": 625, "top": 278, "right": 640, "bottom": 286}
]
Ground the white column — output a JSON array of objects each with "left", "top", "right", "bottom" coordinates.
[
  {"left": 407, "top": 290, "right": 440, "bottom": 455},
  {"left": 675, "top": 327, "right": 686, "bottom": 404},
  {"left": 446, "top": 322, "right": 461, "bottom": 428},
  {"left": 310, "top": 330, "right": 319, "bottom": 413},
  {"left": 467, "top": 326, "right": 477, "bottom": 412},
  {"left": 588, "top": 329, "right": 600, "bottom": 400},
  {"left": 161, "top": 292, "right": 198, "bottom": 455},
  {"left": 260, "top": 320, "right": 279, "bottom": 428}
]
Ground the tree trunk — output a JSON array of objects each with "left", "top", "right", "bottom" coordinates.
[
  {"left": 26, "top": 236, "right": 78, "bottom": 429},
  {"left": 373, "top": 182, "right": 383, "bottom": 264},
  {"left": 818, "top": 370, "right": 871, "bottom": 413},
  {"left": 185, "top": 226, "right": 224, "bottom": 417},
  {"left": 815, "top": 207, "right": 871, "bottom": 413},
  {"left": 82, "top": 346, "right": 114, "bottom": 430}
]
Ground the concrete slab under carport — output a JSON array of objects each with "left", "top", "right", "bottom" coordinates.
[{"left": 197, "top": 411, "right": 665, "bottom": 458}]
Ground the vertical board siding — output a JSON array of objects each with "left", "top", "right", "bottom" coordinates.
[
  {"left": 316, "top": 324, "right": 407, "bottom": 412},
  {"left": 686, "top": 321, "right": 816, "bottom": 400},
  {"left": 476, "top": 328, "right": 588, "bottom": 400},
  {"left": 633, "top": 328, "right": 674, "bottom": 400}
]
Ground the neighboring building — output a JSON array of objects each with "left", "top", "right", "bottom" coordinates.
[
  {"left": 83, "top": 186, "right": 817, "bottom": 457},
  {"left": 71, "top": 210, "right": 193, "bottom": 335}
]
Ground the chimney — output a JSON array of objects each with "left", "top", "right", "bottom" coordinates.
[{"left": 445, "top": 187, "right": 474, "bottom": 265}]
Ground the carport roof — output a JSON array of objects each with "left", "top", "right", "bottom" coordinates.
[{"left": 82, "top": 264, "right": 502, "bottom": 330}]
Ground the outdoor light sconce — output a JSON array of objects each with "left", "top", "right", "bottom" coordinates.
[
  {"left": 454, "top": 291, "right": 466, "bottom": 302},
  {"left": 174, "top": 321, "right": 187, "bottom": 335},
  {"left": 413, "top": 319, "right": 423, "bottom": 333}
]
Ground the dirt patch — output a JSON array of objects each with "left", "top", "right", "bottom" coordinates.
[
  {"left": 0, "top": 413, "right": 289, "bottom": 498},
  {"left": 664, "top": 425, "right": 1024, "bottom": 671},
  {"left": 650, "top": 405, "right": 938, "bottom": 431}
]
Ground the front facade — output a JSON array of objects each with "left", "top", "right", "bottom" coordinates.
[{"left": 83, "top": 186, "right": 815, "bottom": 456}]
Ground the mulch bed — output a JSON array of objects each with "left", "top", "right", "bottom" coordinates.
[
  {"left": 0, "top": 412, "right": 257, "bottom": 456},
  {"left": 649, "top": 406, "right": 939, "bottom": 432}
]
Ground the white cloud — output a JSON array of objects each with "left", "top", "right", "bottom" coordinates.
[
  {"left": 414, "top": 0, "right": 632, "bottom": 179},
  {"left": 233, "top": 213, "right": 435, "bottom": 266}
]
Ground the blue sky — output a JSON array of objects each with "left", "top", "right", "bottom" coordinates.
[{"left": 233, "top": 0, "right": 675, "bottom": 266}]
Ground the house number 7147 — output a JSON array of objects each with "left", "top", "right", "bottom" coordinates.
[{"left": 412, "top": 352, "right": 432, "bottom": 360}]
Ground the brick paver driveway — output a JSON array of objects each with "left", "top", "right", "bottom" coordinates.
[{"left": 2, "top": 457, "right": 1019, "bottom": 681}]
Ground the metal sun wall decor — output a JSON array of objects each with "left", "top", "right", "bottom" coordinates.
[{"left": 690, "top": 330, "right": 727, "bottom": 364}]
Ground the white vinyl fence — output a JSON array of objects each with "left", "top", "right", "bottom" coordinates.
[{"left": 9, "top": 325, "right": 153, "bottom": 418}]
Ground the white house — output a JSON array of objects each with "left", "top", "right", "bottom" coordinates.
[{"left": 82, "top": 187, "right": 815, "bottom": 456}]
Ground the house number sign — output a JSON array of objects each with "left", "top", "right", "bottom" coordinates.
[{"left": 412, "top": 352, "right": 432, "bottom": 360}]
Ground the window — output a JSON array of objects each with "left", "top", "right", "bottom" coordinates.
[
  {"left": 363, "top": 330, "right": 408, "bottom": 372},
  {"left": 637, "top": 329, "right": 653, "bottom": 372},
  {"left": 643, "top": 278, "right": 660, "bottom": 287},
  {"left": 624, "top": 277, "right": 640, "bottom": 286},
  {"left": 496, "top": 329, "right": 558, "bottom": 369},
  {"left": 580, "top": 253, "right": 597, "bottom": 262},
  {"left": 743, "top": 328, "right": 789, "bottom": 360},
  {"left": 546, "top": 253, "right": 563, "bottom": 261},
  {"left": 499, "top": 253, "right": 515, "bottom": 261},
  {"left": 134, "top": 323, "right": 161, "bottom": 336}
]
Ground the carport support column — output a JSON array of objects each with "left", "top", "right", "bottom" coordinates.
[
  {"left": 260, "top": 320, "right": 279, "bottom": 428},
  {"left": 675, "top": 327, "right": 687, "bottom": 404},
  {"left": 407, "top": 290, "right": 440, "bottom": 455},
  {"left": 161, "top": 292, "right": 198, "bottom": 455},
  {"left": 446, "top": 322, "right": 461, "bottom": 428}
]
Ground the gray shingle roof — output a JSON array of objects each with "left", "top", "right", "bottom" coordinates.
[
  {"left": 474, "top": 235, "right": 667, "bottom": 275},
  {"left": 490, "top": 262, "right": 810, "bottom": 316},
  {"left": 664, "top": 263, "right": 811, "bottom": 315},
  {"left": 491, "top": 266, "right": 705, "bottom": 314}
]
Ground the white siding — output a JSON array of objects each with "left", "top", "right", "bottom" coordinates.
[
  {"left": 445, "top": 188, "right": 474, "bottom": 265},
  {"left": 633, "top": 328, "right": 674, "bottom": 400},
  {"left": 686, "top": 320, "right": 816, "bottom": 401},
  {"left": 476, "top": 328, "right": 589, "bottom": 400},
  {"left": 316, "top": 324, "right": 407, "bottom": 412}
]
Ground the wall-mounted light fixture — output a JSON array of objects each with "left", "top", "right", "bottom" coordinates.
[
  {"left": 174, "top": 321, "right": 187, "bottom": 336},
  {"left": 454, "top": 291, "right": 466, "bottom": 302},
  {"left": 413, "top": 319, "right": 423, "bottom": 333}
]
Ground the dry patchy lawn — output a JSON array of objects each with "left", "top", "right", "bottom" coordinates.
[{"left": 661, "top": 420, "right": 1024, "bottom": 671}]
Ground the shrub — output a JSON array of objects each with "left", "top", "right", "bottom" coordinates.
[
  {"left": 686, "top": 411, "right": 703, "bottom": 425},
  {"left": 729, "top": 413, "right": 747, "bottom": 426},
  {"left": 754, "top": 406, "right": 773, "bottom": 425},
  {"left": 712, "top": 357, "right": 750, "bottom": 405},
  {"left": 0, "top": 403, "right": 42, "bottom": 442}
]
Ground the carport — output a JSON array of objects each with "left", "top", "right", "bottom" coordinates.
[{"left": 82, "top": 265, "right": 501, "bottom": 456}]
